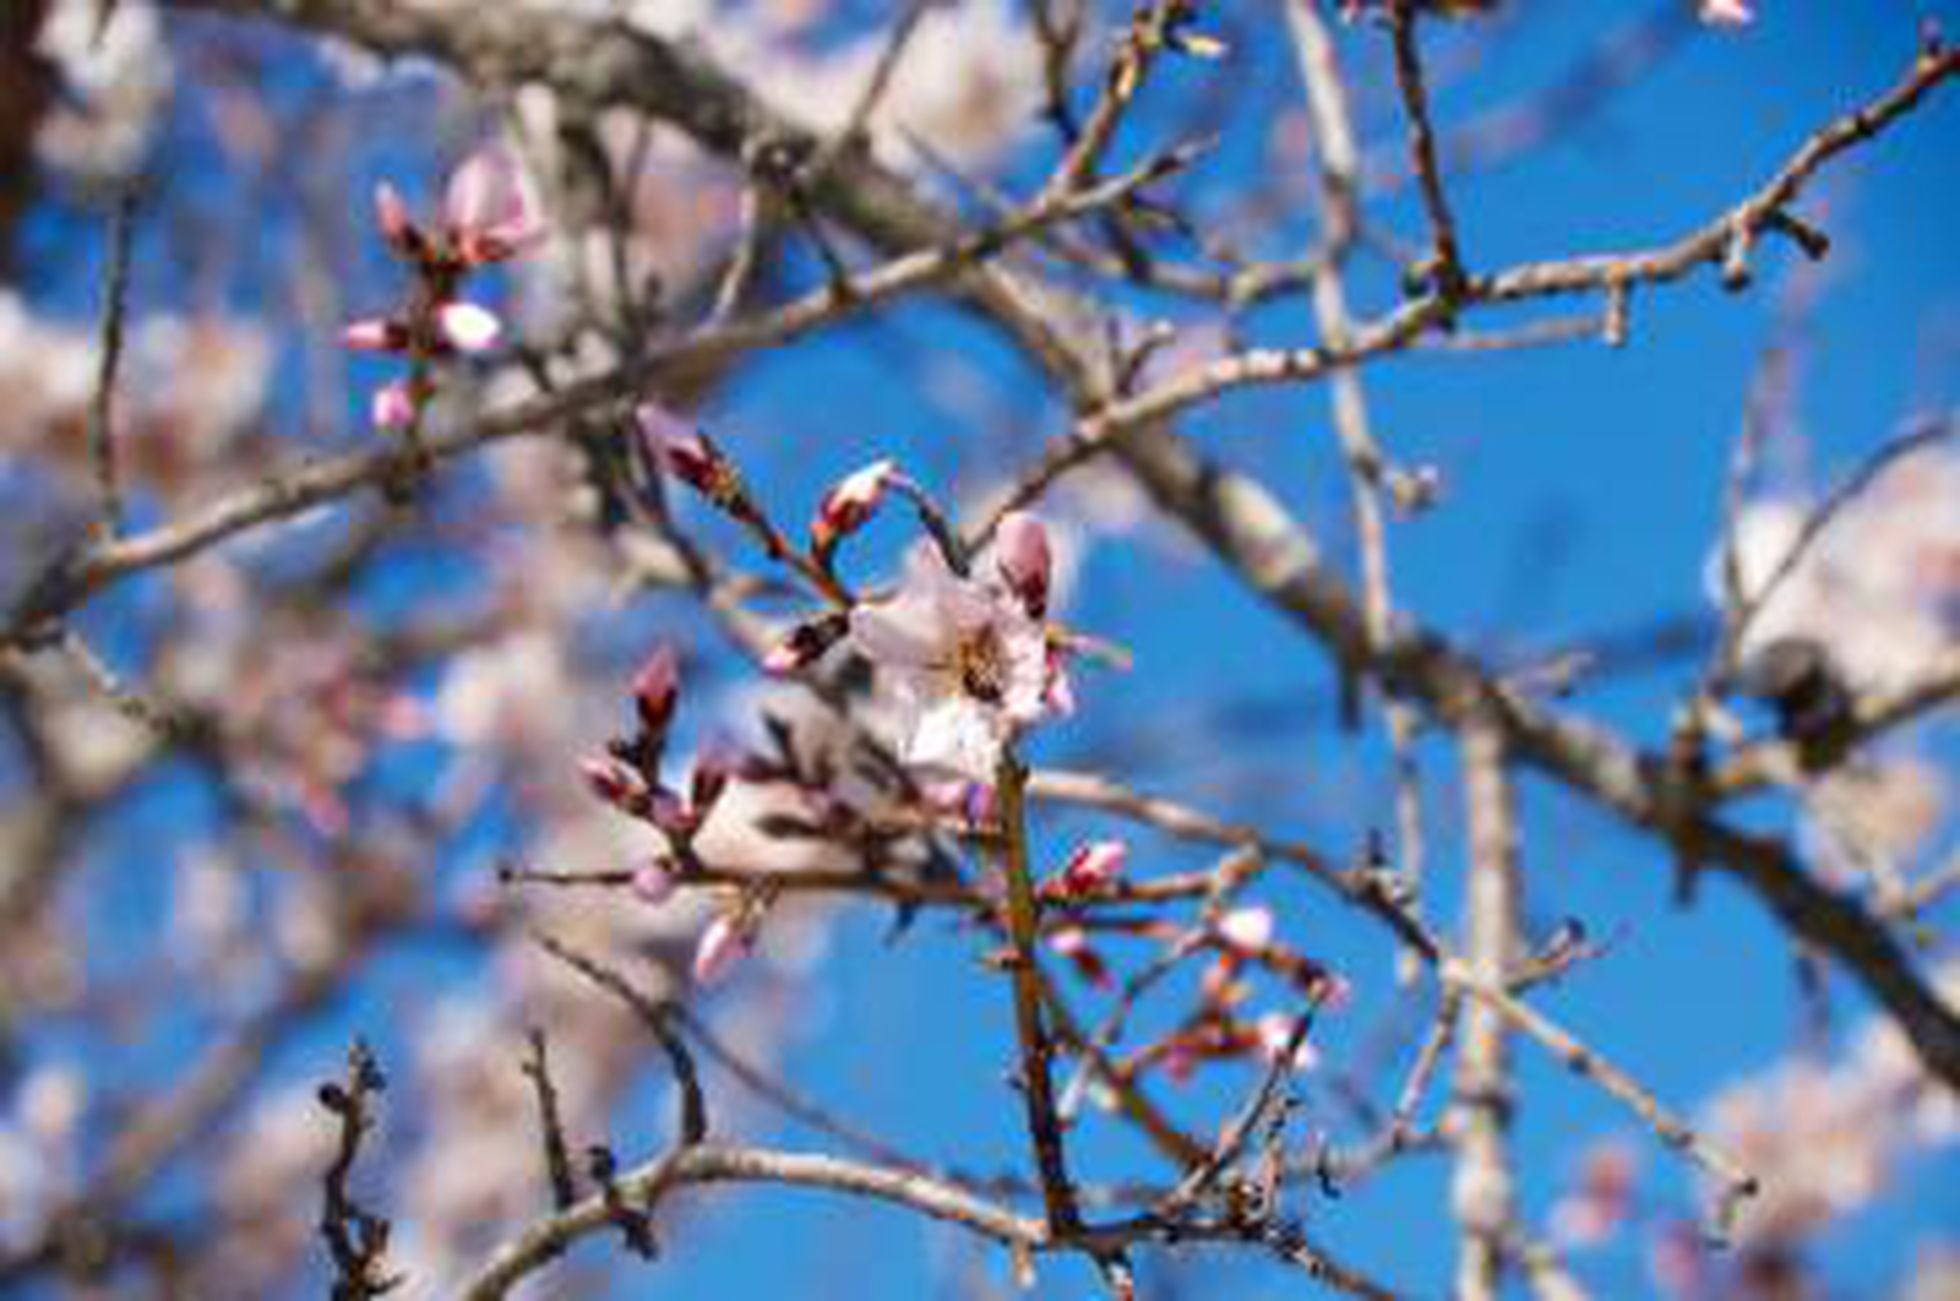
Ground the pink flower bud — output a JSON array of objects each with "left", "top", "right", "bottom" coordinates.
[
  {"left": 630, "top": 861, "right": 677, "bottom": 905},
  {"left": 1217, "top": 906, "right": 1274, "bottom": 954},
  {"left": 581, "top": 755, "right": 647, "bottom": 811},
  {"left": 374, "top": 181, "right": 417, "bottom": 251},
  {"left": 435, "top": 301, "right": 503, "bottom": 353},
  {"left": 994, "top": 511, "right": 1052, "bottom": 617},
  {"left": 811, "top": 459, "right": 897, "bottom": 552},
  {"left": 636, "top": 403, "right": 726, "bottom": 495},
  {"left": 1055, "top": 839, "right": 1127, "bottom": 897},
  {"left": 762, "top": 613, "right": 850, "bottom": 675},
  {"left": 341, "top": 317, "right": 402, "bottom": 352},
  {"left": 631, "top": 644, "right": 681, "bottom": 735},
  {"left": 372, "top": 381, "right": 416, "bottom": 431},
  {"left": 692, "top": 915, "right": 751, "bottom": 985},
  {"left": 443, "top": 146, "right": 544, "bottom": 264}
]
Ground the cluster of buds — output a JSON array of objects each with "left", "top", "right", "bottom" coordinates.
[
  {"left": 580, "top": 644, "right": 773, "bottom": 984},
  {"left": 1121, "top": 906, "right": 1346, "bottom": 1084},
  {"left": 343, "top": 147, "right": 544, "bottom": 431},
  {"left": 582, "top": 646, "right": 742, "bottom": 846},
  {"left": 638, "top": 400, "right": 1086, "bottom": 783}
]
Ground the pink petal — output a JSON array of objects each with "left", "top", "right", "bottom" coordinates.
[
  {"left": 848, "top": 599, "right": 945, "bottom": 670},
  {"left": 444, "top": 146, "right": 543, "bottom": 263},
  {"left": 630, "top": 861, "right": 677, "bottom": 905}
]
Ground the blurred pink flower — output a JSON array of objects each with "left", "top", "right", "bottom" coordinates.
[{"left": 443, "top": 146, "right": 546, "bottom": 265}]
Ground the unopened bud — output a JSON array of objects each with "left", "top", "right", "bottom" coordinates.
[
  {"left": 762, "top": 613, "right": 851, "bottom": 675},
  {"left": 811, "top": 459, "right": 897, "bottom": 555},
  {"left": 994, "top": 511, "right": 1052, "bottom": 618}
]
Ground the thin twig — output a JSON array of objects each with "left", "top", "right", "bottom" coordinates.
[{"left": 87, "top": 181, "right": 140, "bottom": 538}]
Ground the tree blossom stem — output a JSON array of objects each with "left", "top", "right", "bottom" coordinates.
[{"left": 995, "top": 750, "right": 1082, "bottom": 1234}]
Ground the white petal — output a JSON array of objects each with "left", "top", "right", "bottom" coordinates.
[
  {"left": 437, "top": 301, "right": 502, "bottom": 352},
  {"left": 850, "top": 599, "right": 944, "bottom": 668},
  {"left": 905, "top": 696, "right": 1003, "bottom": 782}
]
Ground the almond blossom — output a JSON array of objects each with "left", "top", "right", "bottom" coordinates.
[{"left": 848, "top": 521, "right": 1067, "bottom": 782}]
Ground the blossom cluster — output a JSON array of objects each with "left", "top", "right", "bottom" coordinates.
[{"left": 343, "top": 149, "right": 545, "bottom": 430}]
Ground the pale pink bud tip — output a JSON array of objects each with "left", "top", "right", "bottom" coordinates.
[
  {"left": 436, "top": 301, "right": 503, "bottom": 353},
  {"left": 342, "top": 318, "right": 398, "bottom": 352},
  {"left": 374, "top": 182, "right": 414, "bottom": 246},
  {"left": 1059, "top": 839, "right": 1127, "bottom": 895},
  {"left": 636, "top": 402, "right": 721, "bottom": 488},
  {"left": 994, "top": 511, "right": 1052, "bottom": 617},
  {"left": 692, "top": 915, "right": 750, "bottom": 985},
  {"left": 1218, "top": 906, "right": 1274, "bottom": 953},
  {"left": 632, "top": 644, "right": 682, "bottom": 731},
  {"left": 372, "top": 381, "right": 416, "bottom": 431},
  {"left": 1698, "top": 0, "right": 1752, "bottom": 25},
  {"left": 630, "top": 862, "right": 677, "bottom": 906},
  {"left": 762, "top": 614, "right": 849, "bottom": 675},
  {"left": 1048, "top": 925, "right": 1093, "bottom": 957},
  {"left": 444, "top": 146, "right": 543, "bottom": 263},
  {"left": 813, "top": 459, "right": 898, "bottom": 547}
]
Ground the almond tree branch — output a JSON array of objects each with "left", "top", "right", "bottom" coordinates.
[
  {"left": 158, "top": 0, "right": 1960, "bottom": 1097},
  {"left": 1449, "top": 710, "right": 1519, "bottom": 1300}
]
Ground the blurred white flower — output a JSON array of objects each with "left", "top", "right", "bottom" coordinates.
[
  {"left": 34, "top": 0, "right": 172, "bottom": 179},
  {"left": 1713, "top": 445, "right": 1960, "bottom": 695}
]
